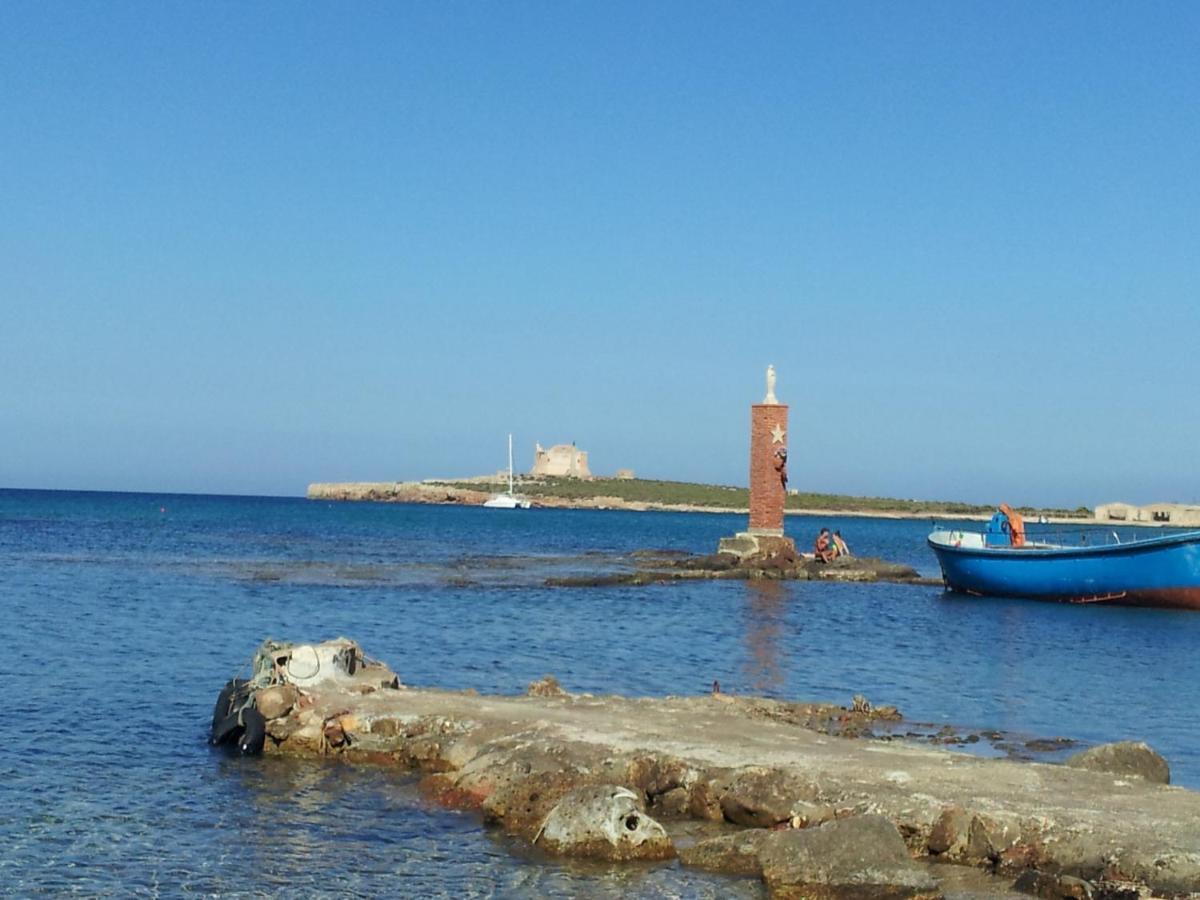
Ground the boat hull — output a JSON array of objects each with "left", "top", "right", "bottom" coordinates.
[
  {"left": 927, "top": 529, "right": 1200, "bottom": 610},
  {"left": 483, "top": 494, "right": 530, "bottom": 509}
]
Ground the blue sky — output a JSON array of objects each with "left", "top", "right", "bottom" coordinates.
[{"left": 2, "top": 3, "right": 1197, "bottom": 506}]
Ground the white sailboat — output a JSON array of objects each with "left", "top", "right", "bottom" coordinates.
[{"left": 483, "top": 434, "right": 531, "bottom": 509}]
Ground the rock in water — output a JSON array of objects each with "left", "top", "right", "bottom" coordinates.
[
  {"left": 526, "top": 675, "right": 566, "bottom": 697},
  {"left": 254, "top": 684, "right": 298, "bottom": 720},
  {"left": 1065, "top": 741, "right": 1170, "bottom": 784},
  {"left": 677, "top": 830, "right": 774, "bottom": 876},
  {"left": 534, "top": 785, "right": 674, "bottom": 861},
  {"left": 759, "top": 814, "right": 942, "bottom": 899}
]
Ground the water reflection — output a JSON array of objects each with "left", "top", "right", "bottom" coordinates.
[
  {"left": 741, "top": 580, "right": 790, "bottom": 694},
  {"left": 997, "top": 603, "right": 1029, "bottom": 732}
]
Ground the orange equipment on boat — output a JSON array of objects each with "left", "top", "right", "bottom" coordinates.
[{"left": 999, "top": 503, "right": 1026, "bottom": 548}]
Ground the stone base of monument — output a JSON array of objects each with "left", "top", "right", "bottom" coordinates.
[{"left": 717, "top": 532, "right": 797, "bottom": 561}]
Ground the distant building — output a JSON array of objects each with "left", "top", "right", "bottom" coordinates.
[
  {"left": 1096, "top": 502, "right": 1200, "bottom": 526},
  {"left": 1095, "top": 502, "right": 1142, "bottom": 522},
  {"left": 531, "top": 442, "right": 591, "bottom": 479},
  {"left": 614, "top": 468, "right": 636, "bottom": 480}
]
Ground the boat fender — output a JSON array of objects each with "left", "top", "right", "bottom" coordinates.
[
  {"left": 211, "top": 711, "right": 242, "bottom": 747},
  {"left": 210, "top": 679, "right": 241, "bottom": 734},
  {"left": 210, "top": 678, "right": 251, "bottom": 746},
  {"left": 238, "top": 707, "right": 267, "bottom": 756}
]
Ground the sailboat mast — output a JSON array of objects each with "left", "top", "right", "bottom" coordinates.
[{"left": 507, "top": 433, "right": 514, "bottom": 495}]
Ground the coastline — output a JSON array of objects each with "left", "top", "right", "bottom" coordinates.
[{"left": 305, "top": 480, "right": 1105, "bottom": 525}]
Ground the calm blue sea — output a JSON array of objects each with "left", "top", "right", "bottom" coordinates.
[{"left": 2, "top": 489, "right": 1197, "bottom": 897}]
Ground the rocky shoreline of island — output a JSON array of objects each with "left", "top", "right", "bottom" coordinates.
[{"left": 306, "top": 480, "right": 1103, "bottom": 525}]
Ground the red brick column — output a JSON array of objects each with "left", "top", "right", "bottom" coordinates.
[{"left": 748, "top": 404, "right": 789, "bottom": 535}]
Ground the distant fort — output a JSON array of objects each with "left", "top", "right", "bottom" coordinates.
[
  {"left": 530, "top": 443, "right": 591, "bottom": 479},
  {"left": 307, "top": 439, "right": 638, "bottom": 505}
]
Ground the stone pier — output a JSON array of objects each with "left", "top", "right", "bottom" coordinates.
[{"left": 212, "top": 638, "right": 1200, "bottom": 899}]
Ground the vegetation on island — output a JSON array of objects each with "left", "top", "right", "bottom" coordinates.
[{"left": 428, "top": 477, "right": 1091, "bottom": 519}]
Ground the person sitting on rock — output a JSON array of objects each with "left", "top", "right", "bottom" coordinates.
[
  {"left": 832, "top": 530, "right": 850, "bottom": 558},
  {"left": 814, "top": 528, "right": 837, "bottom": 563}
]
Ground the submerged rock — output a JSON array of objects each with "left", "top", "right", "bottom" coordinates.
[
  {"left": 678, "top": 829, "right": 774, "bottom": 876},
  {"left": 544, "top": 549, "right": 929, "bottom": 588},
  {"left": 1065, "top": 741, "right": 1170, "bottom": 784},
  {"left": 534, "top": 785, "right": 674, "bottom": 861}
]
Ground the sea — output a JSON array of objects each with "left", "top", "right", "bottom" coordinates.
[{"left": 2, "top": 488, "right": 1198, "bottom": 897}]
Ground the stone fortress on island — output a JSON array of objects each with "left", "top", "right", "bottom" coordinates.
[
  {"left": 307, "top": 437, "right": 628, "bottom": 505},
  {"left": 530, "top": 442, "right": 591, "bottom": 479}
]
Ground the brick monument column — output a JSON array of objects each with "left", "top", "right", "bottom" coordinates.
[
  {"left": 718, "top": 365, "right": 796, "bottom": 559},
  {"left": 748, "top": 400, "right": 788, "bottom": 534}
]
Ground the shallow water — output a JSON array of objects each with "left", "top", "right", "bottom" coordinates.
[{"left": 2, "top": 490, "right": 1197, "bottom": 896}]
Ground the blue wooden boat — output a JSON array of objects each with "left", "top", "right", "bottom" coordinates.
[{"left": 928, "top": 510, "right": 1200, "bottom": 610}]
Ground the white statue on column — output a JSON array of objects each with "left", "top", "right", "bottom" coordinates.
[{"left": 764, "top": 364, "right": 778, "bottom": 404}]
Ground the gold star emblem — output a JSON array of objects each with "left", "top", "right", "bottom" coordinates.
[{"left": 771, "top": 424, "right": 786, "bottom": 444}]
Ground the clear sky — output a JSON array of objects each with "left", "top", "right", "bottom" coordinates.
[{"left": 2, "top": 3, "right": 1197, "bottom": 506}]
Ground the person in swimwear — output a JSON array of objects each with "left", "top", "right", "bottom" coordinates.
[
  {"left": 814, "top": 528, "right": 837, "bottom": 563},
  {"left": 832, "top": 530, "right": 850, "bottom": 557}
]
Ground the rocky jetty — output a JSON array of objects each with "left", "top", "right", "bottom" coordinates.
[
  {"left": 546, "top": 548, "right": 938, "bottom": 587},
  {"left": 211, "top": 639, "right": 1200, "bottom": 899}
]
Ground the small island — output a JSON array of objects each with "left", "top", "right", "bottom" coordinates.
[{"left": 306, "top": 476, "right": 1093, "bottom": 522}]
